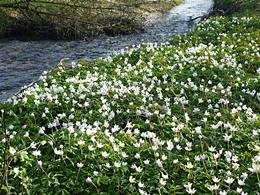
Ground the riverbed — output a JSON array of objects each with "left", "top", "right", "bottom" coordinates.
[{"left": 0, "top": 0, "right": 213, "bottom": 102}]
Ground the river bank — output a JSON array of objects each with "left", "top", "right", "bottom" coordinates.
[
  {"left": 0, "top": 0, "right": 259, "bottom": 194},
  {"left": 0, "top": 0, "right": 183, "bottom": 40},
  {"left": 213, "top": 0, "right": 260, "bottom": 15},
  {"left": 0, "top": 0, "right": 213, "bottom": 103}
]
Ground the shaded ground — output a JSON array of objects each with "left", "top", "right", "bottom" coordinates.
[{"left": 0, "top": 0, "right": 182, "bottom": 40}]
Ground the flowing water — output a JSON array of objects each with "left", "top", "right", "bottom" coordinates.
[{"left": 0, "top": 0, "right": 214, "bottom": 102}]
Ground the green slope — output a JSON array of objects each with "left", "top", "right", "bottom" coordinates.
[{"left": 0, "top": 0, "right": 259, "bottom": 194}]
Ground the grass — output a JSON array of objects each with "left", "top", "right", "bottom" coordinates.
[{"left": 0, "top": 0, "right": 259, "bottom": 194}]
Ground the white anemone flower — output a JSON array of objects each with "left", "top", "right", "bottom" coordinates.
[{"left": 248, "top": 163, "right": 260, "bottom": 173}]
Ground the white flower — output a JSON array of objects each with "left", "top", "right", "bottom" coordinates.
[
  {"left": 225, "top": 177, "right": 234, "bottom": 184},
  {"left": 133, "top": 142, "right": 140, "bottom": 148},
  {"left": 114, "top": 162, "right": 121, "bottom": 168},
  {"left": 111, "top": 125, "right": 120, "bottom": 133},
  {"left": 207, "top": 185, "right": 214, "bottom": 191},
  {"left": 220, "top": 191, "right": 227, "bottom": 195},
  {"left": 184, "top": 113, "right": 190, "bottom": 122},
  {"left": 208, "top": 184, "right": 219, "bottom": 191},
  {"left": 78, "top": 140, "right": 85, "bottom": 145},
  {"left": 69, "top": 114, "right": 74, "bottom": 120},
  {"left": 101, "top": 151, "right": 109, "bottom": 158},
  {"left": 161, "top": 155, "right": 167, "bottom": 161},
  {"left": 184, "top": 182, "right": 196, "bottom": 194},
  {"left": 208, "top": 146, "right": 216, "bottom": 152},
  {"left": 233, "top": 162, "right": 240, "bottom": 170},
  {"left": 185, "top": 143, "right": 192, "bottom": 151},
  {"left": 54, "top": 148, "right": 64, "bottom": 155},
  {"left": 238, "top": 179, "right": 245, "bottom": 186},
  {"left": 121, "top": 152, "right": 128, "bottom": 158},
  {"left": 135, "top": 166, "right": 143, "bottom": 173},
  {"left": 223, "top": 134, "right": 232, "bottom": 142},
  {"left": 125, "top": 121, "right": 133, "bottom": 129},
  {"left": 13, "top": 167, "right": 19, "bottom": 177},
  {"left": 138, "top": 189, "right": 147, "bottom": 195},
  {"left": 161, "top": 173, "right": 169, "bottom": 180},
  {"left": 166, "top": 140, "right": 174, "bottom": 151},
  {"left": 213, "top": 184, "right": 219, "bottom": 190},
  {"left": 30, "top": 142, "right": 37, "bottom": 149},
  {"left": 195, "top": 126, "right": 202, "bottom": 134},
  {"left": 35, "top": 160, "right": 42, "bottom": 166},
  {"left": 106, "top": 163, "right": 111, "bottom": 168},
  {"left": 32, "top": 150, "right": 41, "bottom": 157},
  {"left": 104, "top": 120, "right": 109, "bottom": 128},
  {"left": 248, "top": 163, "right": 260, "bottom": 173},
  {"left": 241, "top": 172, "right": 248, "bottom": 179},
  {"left": 152, "top": 144, "right": 158, "bottom": 151},
  {"left": 39, "top": 127, "right": 45, "bottom": 134},
  {"left": 77, "top": 162, "right": 84, "bottom": 168},
  {"left": 129, "top": 176, "right": 135, "bottom": 183},
  {"left": 256, "top": 67, "right": 260, "bottom": 74},
  {"left": 2, "top": 138, "right": 7, "bottom": 143},
  {"left": 173, "top": 159, "right": 179, "bottom": 164},
  {"left": 68, "top": 126, "right": 75, "bottom": 134},
  {"left": 236, "top": 187, "right": 243, "bottom": 193},
  {"left": 213, "top": 177, "right": 220, "bottom": 183},
  {"left": 144, "top": 159, "right": 150, "bottom": 165},
  {"left": 135, "top": 153, "right": 140, "bottom": 159},
  {"left": 174, "top": 137, "right": 179, "bottom": 143},
  {"left": 9, "top": 147, "right": 16, "bottom": 155},
  {"left": 156, "top": 159, "right": 163, "bottom": 168},
  {"left": 176, "top": 145, "right": 182, "bottom": 150},
  {"left": 159, "top": 178, "right": 166, "bottom": 186},
  {"left": 138, "top": 182, "right": 144, "bottom": 188},
  {"left": 86, "top": 177, "right": 92, "bottom": 184},
  {"left": 88, "top": 145, "right": 95, "bottom": 151},
  {"left": 113, "top": 146, "right": 119, "bottom": 152},
  {"left": 53, "top": 86, "right": 64, "bottom": 94},
  {"left": 184, "top": 182, "right": 192, "bottom": 189},
  {"left": 185, "top": 162, "right": 193, "bottom": 169}
]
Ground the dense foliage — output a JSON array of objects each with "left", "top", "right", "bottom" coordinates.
[
  {"left": 0, "top": 0, "right": 259, "bottom": 194},
  {"left": 0, "top": 0, "right": 181, "bottom": 39},
  {"left": 213, "top": 0, "right": 260, "bottom": 15}
]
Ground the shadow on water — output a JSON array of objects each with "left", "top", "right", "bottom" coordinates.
[{"left": 0, "top": 0, "right": 213, "bottom": 102}]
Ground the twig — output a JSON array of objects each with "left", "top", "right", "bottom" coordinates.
[{"left": 187, "top": 16, "right": 205, "bottom": 22}]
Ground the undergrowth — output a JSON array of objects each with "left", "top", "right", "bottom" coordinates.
[{"left": 0, "top": 1, "right": 259, "bottom": 194}]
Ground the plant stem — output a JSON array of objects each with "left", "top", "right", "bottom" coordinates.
[{"left": 0, "top": 110, "right": 10, "bottom": 194}]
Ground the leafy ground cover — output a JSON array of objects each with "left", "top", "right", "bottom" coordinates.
[{"left": 0, "top": 0, "right": 259, "bottom": 194}]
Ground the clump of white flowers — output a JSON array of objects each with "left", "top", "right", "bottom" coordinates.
[{"left": 0, "top": 14, "right": 259, "bottom": 194}]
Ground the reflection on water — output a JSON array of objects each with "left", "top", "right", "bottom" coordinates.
[{"left": 0, "top": 0, "right": 213, "bottom": 102}]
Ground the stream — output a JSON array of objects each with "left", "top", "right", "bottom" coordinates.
[{"left": 0, "top": 0, "right": 214, "bottom": 102}]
